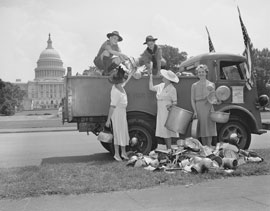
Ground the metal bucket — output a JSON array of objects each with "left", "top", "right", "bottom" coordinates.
[{"left": 165, "top": 106, "right": 193, "bottom": 134}]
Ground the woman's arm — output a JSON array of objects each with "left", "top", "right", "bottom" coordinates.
[
  {"left": 191, "top": 84, "right": 197, "bottom": 118},
  {"left": 105, "top": 45, "right": 128, "bottom": 59},
  {"left": 156, "top": 48, "right": 162, "bottom": 72},
  {"left": 123, "top": 61, "right": 138, "bottom": 87},
  {"left": 105, "top": 106, "right": 116, "bottom": 127},
  {"left": 149, "top": 73, "right": 156, "bottom": 91},
  {"left": 166, "top": 86, "right": 177, "bottom": 110},
  {"left": 148, "top": 62, "right": 156, "bottom": 91}
]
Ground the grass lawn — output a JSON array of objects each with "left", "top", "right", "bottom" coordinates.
[{"left": 0, "top": 149, "right": 269, "bottom": 199}]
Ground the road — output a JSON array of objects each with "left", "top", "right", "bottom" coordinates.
[
  {"left": 261, "top": 111, "right": 270, "bottom": 122},
  {"left": 0, "top": 131, "right": 109, "bottom": 168},
  {"left": 0, "top": 130, "right": 269, "bottom": 168}
]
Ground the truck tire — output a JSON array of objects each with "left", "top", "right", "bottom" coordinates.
[
  {"left": 217, "top": 117, "right": 251, "bottom": 150},
  {"left": 128, "top": 117, "right": 155, "bottom": 155}
]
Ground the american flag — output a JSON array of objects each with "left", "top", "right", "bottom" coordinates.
[
  {"left": 205, "top": 26, "right": 215, "bottom": 52},
  {"left": 238, "top": 6, "right": 254, "bottom": 89}
]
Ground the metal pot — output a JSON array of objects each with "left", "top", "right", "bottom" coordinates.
[
  {"left": 210, "top": 111, "right": 230, "bottom": 123},
  {"left": 97, "top": 131, "right": 113, "bottom": 143},
  {"left": 165, "top": 106, "right": 193, "bottom": 134}
]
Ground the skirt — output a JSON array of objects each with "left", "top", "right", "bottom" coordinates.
[
  {"left": 195, "top": 99, "right": 217, "bottom": 137},
  {"left": 111, "top": 107, "right": 130, "bottom": 146}
]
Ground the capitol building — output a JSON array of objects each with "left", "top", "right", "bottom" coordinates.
[{"left": 15, "top": 34, "right": 65, "bottom": 110}]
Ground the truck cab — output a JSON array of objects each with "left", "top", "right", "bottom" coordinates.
[{"left": 62, "top": 52, "right": 268, "bottom": 154}]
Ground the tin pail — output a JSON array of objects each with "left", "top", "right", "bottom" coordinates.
[
  {"left": 222, "top": 158, "right": 238, "bottom": 169},
  {"left": 165, "top": 106, "right": 193, "bottom": 134}
]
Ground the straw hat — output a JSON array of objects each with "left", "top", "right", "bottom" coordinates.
[
  {"left": 160, "top": 69, "right": 179, "bottom": 83},
  {"left": 107, "top": 31, "right": 123, "bottom": 42},
  {"left": 207, "top": 91, "right": 218, "bottom": 104}
]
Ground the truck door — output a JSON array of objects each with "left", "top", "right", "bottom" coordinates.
[{"left": 213, "top": 59, "right": 263, "bottom": 149}]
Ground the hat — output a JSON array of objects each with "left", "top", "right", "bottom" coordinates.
[
  {"left": 184, "top": 137, "right": 202, "bottom": 152},
  {"left": 107, "top": 31, "right": 123, "bottom": 42},
  {"left": 207, "top": 91, "right": 218, "bottom": 104},
  {"left": 143, "top": 35, "right": 158, "bottom": 44},
  {"left": 160, "top": 69, "right": 179, "bottom": 83},
  {"left": 108, "top": 66, "right": 126, "bottom": 84}
]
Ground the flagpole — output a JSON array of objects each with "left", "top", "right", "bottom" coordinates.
[
  {"left": 237, "top": 6, "right": 254, "bottom": 89},
  {"left": 205, "top": 26, "right": 210, "bottom": 36},
  {"left": 205, "top": 26, "right": 215, "bottom": 53}
]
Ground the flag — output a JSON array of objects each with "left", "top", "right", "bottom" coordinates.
[
  {"left": 205, "top": 26, "right": 215, "bottom": 53},
  {"left": 237, "top": 6, "right": 254, "bottom": 89}
]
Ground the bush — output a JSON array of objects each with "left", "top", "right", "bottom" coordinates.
[{"left": 0, "top": 101, "right": 15, "bottom": 116}]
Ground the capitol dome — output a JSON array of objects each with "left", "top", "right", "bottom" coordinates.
[{"left": 34, "top": 34, "right": 65, "bottom": 80}]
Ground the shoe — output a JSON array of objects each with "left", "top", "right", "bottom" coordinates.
[
  {"left": 114, "top": 156, "right": 122, "bottom": 162},
  {"left": 121, "top": 154, "right": 129, "bottom": 160}
]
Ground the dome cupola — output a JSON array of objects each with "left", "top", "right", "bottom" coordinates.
[{"left": 34, "top": 34, "right": 65, "bottom": 80}]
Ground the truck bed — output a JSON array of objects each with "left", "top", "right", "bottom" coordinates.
[{"left": 65, "top": 75, "right": 198, "bottom": 121}]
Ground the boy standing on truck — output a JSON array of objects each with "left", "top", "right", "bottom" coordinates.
[
  {"left": 138, "top": 35, "right": 166, "bottom": 75},
  {"left": 94, "top": 31, "right": 129, "bottom": 75}
]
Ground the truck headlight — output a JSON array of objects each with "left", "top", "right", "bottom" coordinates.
[{"left": 258, "top": 94, "right": 269, "bottom": 107}]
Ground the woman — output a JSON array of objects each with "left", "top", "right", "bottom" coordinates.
[
  {"left": 149, "top": 68, "right": 179, "bottom": 150},
  {"left": 105, "top": 66, "right": 133, "bottom": 161},
  {"left": 94, "top": 31, "right": 129, "bottom": 75},
  {"left": 191, "top": 64, "right": 217, "bottom": 147}
]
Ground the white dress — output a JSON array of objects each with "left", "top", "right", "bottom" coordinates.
[
  {"left": 153, "top": 83, "right": 179, "bottom": 138},
  {"left": 110, "top": 85, "right": 130, "bottom": 146}
]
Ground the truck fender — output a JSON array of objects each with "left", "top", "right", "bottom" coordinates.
[
  {"left": 217, "top": 105, "right": 259, "bottom": 133},
  {"left": 127, "top": 110, "right": 156, "bottom": 120}
]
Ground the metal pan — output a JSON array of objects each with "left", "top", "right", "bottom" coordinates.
[{"left": 191, "top": 119, "right": 198, "bottom": 138}]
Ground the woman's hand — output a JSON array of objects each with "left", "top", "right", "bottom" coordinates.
[
  {"left": 105, "top": 120, "right": 111, "bottom": 128},
  {"left": 166, "top": 104, "right": 174, "bottom": 111},
  {"left": 193, "top": 112, "right": 197, "bottom": 119},
  {"left": 216, "top": 99, "right": 222, "bottom": 105},
  {"left": 120, "top": 54, "right": 129, "bottom": 60}
]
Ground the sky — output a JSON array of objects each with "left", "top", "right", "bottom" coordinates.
[{"left": 0, "top": 0, "right": 269, "bottom": 83}]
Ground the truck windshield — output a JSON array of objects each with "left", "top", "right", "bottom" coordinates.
[{"left": 220, "top": 61, "right": 246, "bottom": 80}]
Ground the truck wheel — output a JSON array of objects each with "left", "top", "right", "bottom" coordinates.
[
  {"left": 217, "top": 118, "right": 251, "bottom": 149},
  {"left": 128, "top": 118, "right": 155, "bottom": 155}
]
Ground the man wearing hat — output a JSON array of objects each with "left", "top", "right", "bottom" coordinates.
[
  {"left": 139, "top": 35, "right": 166, "bottom": 75},
  {"left": 94, "top": 31, "right": 129, "bottom": 75}
]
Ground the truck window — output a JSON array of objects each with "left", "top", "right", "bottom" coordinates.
[
  {"left": 178, "top": 64, "right": 197, "bottom": 77},
  {"left": 220, "top": 61, "right": 245, "bottom": 80}
]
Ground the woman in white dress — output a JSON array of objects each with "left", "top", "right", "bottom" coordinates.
[
  {"left": 105, "top": 67, "right": 132, "bottom": 161},
  {"left": 149, "top": 68, "right": 179, "bottom": 149}
]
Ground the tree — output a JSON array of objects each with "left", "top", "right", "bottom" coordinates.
[
  {"left": 160, "top": 45, "right": 188, "bottom": 72},
  {"left": 0, "top": 79, "right": 26, "bottom": 115},
  {"left": 252, "top": 48, "right": 270, "bottom": 97}
]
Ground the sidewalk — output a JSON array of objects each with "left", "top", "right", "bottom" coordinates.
[
  {"left": 0, "top": 175, "right": 269, "bottom": 211},
  {"left": 0, "top": 127, "right": 77, "bottom": 134}
]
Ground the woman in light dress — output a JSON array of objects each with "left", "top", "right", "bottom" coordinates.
[
  {"left": 149, "top": 68, "right": 179, "bottom": 150},
  {"left": 105, "top": 66, "right": 132, "bottom": 161},
  {"left": 191, "top": 64, "right": 217, "bottom": 147}
]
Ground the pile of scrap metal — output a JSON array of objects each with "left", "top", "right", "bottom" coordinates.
[{"left": 126, "top": 136, "right": 263, "bottom": 173}]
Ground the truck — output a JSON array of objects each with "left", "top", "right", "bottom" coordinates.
[{"left": 62, "top": 52, "right": 269, "bottom": 155}]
